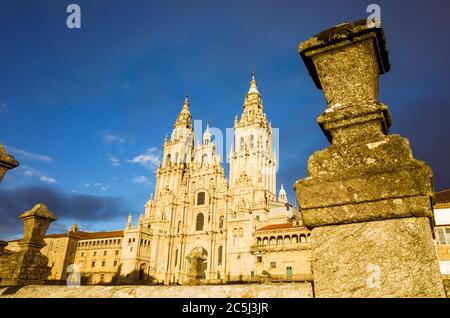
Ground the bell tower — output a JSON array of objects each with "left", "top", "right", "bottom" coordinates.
[
  {"left": 229, "top": 73, "right": 277, "bottom": 201},
  {"left": 154, "top": 96, "right": 194, "bottom": 200}
]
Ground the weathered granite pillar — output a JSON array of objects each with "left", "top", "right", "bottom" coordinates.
[
  {"left": 0, "top": 144, "right": 19, "bottom": 182},
  {"left": 294, "top": 20, "right": 446, "bottom": 297},
  {"left": 0, "top": 241, "right": 7, "bottom": 256},
  {"left": 0, "top": 204, "right": 57, "bottom": 286}
]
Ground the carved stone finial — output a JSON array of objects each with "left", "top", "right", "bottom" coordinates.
[
  {"left": 0, "top": 144, "right": 19, "bottom": 182},
  {"left": 19, "top": 203, "right": 57, "bottom": 250}
]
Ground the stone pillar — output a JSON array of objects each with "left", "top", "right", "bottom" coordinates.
[
  {"left": 0, "top": 144, "right": 19, "bottom": 182},
  {"left": 0, "top": 241, "right": 7, "bottom": 256},
  {"left": 19, "top": 203, "right": 57, "bottom": 251},
  {"left": 0, "top": 204, "right": 57, "bottom": 286},
  {"left": 294, "top": 20, "right": 446, "bottom": 297}
]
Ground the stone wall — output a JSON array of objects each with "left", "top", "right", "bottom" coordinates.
[
  {"left": 0, "top": 283, "right": 313, "bottom": 298},
  {"left": 443, "top": 278, "right": 450, "bottom": 296}
]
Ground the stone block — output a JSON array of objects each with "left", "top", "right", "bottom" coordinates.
[{"left": 312, "top": 217, "right": 445, "bottom": 297}]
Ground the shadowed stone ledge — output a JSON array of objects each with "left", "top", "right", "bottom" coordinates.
[{"left": 0, "top": 283, "right": 313, "bottom": 298}]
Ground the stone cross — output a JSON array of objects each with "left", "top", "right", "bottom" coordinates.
[{"left": 294, "top": 20, "right": 446, "bottom": 297}]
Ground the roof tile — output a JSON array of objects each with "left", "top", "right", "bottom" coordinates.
[{"left": 436, "top": 189, "right": 450, "bottom": 205}]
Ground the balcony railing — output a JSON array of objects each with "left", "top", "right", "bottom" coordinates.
[{"left": 250, "top": 242, "right": 311, "bottom": 253}]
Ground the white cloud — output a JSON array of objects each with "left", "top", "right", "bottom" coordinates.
[
  {"left": 85, "top": 182, "right": 110, "bottom": 191},
  {"left": 0, "top": 102, "right": 8, "bottom": 114},
  {"left": 109, "top": 155, "right": 120, "bottom": 167},
  {"left": 21, "top": 165, "right": 46, "bottom": 180},
  {"left": 5, "top": 145, "right": 52, "bottom": 162},
  {"left": 127, "top": 147, "right": 161, "bottom": 171},
  {"left": 132, "top": 175, "right": 149, "bottom": 184},
  {"left": 22, "top": 166, "right": 35, "bottom": 177},
  {"left": 24, "top": 170, "right": 33, "bottom": 176},
  {"left": 40, "top": 176, "right": 57, "bottom": 183},
  {"left": 103, "top": 133, "right": 126, "bottom": 144}
]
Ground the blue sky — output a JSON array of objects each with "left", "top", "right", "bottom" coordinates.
[{"left": 1, "top": 0, "right": 450, "bottom": 239}]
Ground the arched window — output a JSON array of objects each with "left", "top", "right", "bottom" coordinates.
[
  {"left": 197, "top": 192, "right": 206, "bottom": 205},
  {"left": 233, "top": 228, "right": 237, "bottom": 238},
  {"left": 202, "top": 154, "right": 208, "bottom": 164},
  {"left": 300, "top": 234, "right": 306, "bottom": 243},
  {"left": 166, "top": 154, "right": 171, "bottom": 165},
  {"left": 257, "top": 238, "right": 262, "bottom": 246},
  {"left": 240, "top": 137, "right": 244, "bottom": 151},
  {"left": 250, "top": 135, "right": 254, "bottom": 149},
  {"left": 177, "top": 220, "right": 182, "bottom": 233},
  {"left": 219, "top": 216, "right": 224, "bottom": 229},
  {"left": 174, "top": 152, "right": 179, "bottom": 164},
  {"left": 238, "top": 228, "right": 244, "bottom": 238},
  {"left": 196, "top": 213, "right": 204, "bottom": 231},
  {"left": 218, "top": 246, "right": 223, "bottom": 266},
  {"left": 174, "top": 249, "right": 178, "bottom": 267},
  {"left": 277, "top": 236, "right": 283, "bottom": 245}
]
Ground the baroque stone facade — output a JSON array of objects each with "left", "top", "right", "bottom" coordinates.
[
  {"left": 117, "top": 74, "right": 312, "bottom": 284},
  {"left": 434, "top": 189, "right": 450, "bottom": 279},
  {"left": 4, "top": 75, "right": 313, "bottom": 285}
]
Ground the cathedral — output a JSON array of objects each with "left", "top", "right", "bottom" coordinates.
[
  {"left": 5, "top": 74, "right": 314, "bottom": 285},
  {"left": 123, "top": 73, "right": 312, "bottom": 284}
]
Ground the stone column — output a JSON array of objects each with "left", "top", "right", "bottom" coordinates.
[
  {"left": 19, "top": 203, "right": 57, "bottom": 251},
  {"left": 294, "top": 20, "right": 446, "bottom": 297},
  {"left": 0, "top": 204, "right": 57, "bottom": 286},
  {"left": 0, "top": 144, "right": 19, "bottom": 182},
  {"left": 0, "top": 241, "right": 7, "bottom": 256}
]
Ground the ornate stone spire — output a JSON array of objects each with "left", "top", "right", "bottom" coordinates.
[
  {"left": 126, "top": 214, "right": 132, "bottom": 229},
  {"left": 278, "top": 184, "right": 287, "bottom": 204},
  {"left": 174, "top": 95, "right": 192, "bottom": 130},
  {"left": 203, "top": 123, "right": 212, "bottom": 145},
  {"left": 247, "top": 72, "right": 260, "bottom": 95},
  {"left": 237, "top": 73, "right": 266, "bottom": 128}
]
